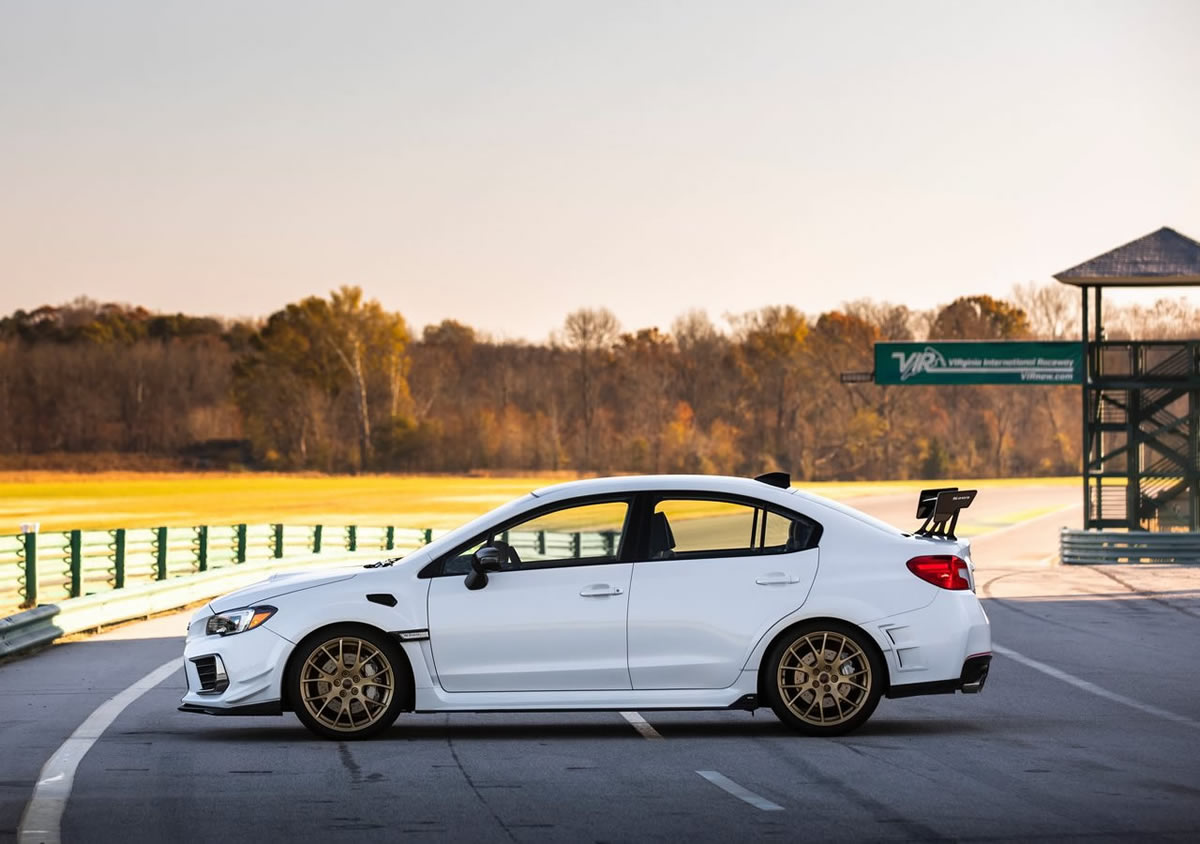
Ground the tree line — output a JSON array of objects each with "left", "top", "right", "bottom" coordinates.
[{"left": 1, "top": 286, "right": 1197, "bottom": 479}]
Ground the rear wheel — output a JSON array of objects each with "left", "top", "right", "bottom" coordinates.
[
  {"left": 764, "top": 622, "right": 884, "bottom": 736},
  {"left": 288, "top": 625, "right": 408, "bottom": 740}
]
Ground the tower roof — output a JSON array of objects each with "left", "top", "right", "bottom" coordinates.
[{"left": 1054, "top": 227, "right": 1200, "bottom": 287}]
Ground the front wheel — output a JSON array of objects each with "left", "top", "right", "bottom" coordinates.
[
  {"left": 764, "top": 622, "right": 884, "bottom": 736},
  {"left": 288, "top": 625, "right": 409, "bottom": 740}
]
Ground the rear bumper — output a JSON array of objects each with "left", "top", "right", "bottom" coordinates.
[{"left": 887, "top": 653, "right": 991, "bottom": 699}]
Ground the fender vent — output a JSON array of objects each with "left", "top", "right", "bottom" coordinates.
[{"left": 366, "top": 593, "right": 398, "bottom": 607}]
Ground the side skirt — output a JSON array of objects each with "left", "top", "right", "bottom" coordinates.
[{"left": 411, "top": 674, "right": 759, "bottom": 712}]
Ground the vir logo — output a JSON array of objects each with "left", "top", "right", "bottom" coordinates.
[{"left": 892, "top": 347, "right": 947, "bottom": 381}]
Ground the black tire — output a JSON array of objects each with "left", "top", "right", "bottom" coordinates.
[
  {"left": 763, "top": 621, "right": 885, "bottom": 736},
  {"left": 287, "top": 624, "right": 409, "bottom": 740}
]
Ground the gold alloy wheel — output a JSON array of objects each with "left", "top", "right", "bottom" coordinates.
[
  {"left": 300, "top": 636, "right": 396, "bottom": 733},
  {"left": 776, "top": 631, "right": 872, "bottom": 726}
]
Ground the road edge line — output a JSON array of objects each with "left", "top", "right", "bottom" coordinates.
[
  {"left": 696, "top": 770, "right": 784, "bottom": 811},
  {"left": 620, "top": 710, "right": 664, "bottom": 739},
  {"left": 17, "top": 657, "right": 180, "bottom": 844},
  {"left": 993, "top": 643, "right": 1200, "bottom": 731}
]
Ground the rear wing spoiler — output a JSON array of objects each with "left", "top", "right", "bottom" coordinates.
[{"left": 914, "top": 487, "right": 977, "bottom": 540}]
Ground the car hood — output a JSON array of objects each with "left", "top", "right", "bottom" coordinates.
[{"left": 208, "top": 569, "right": 359, "bottom": 613}]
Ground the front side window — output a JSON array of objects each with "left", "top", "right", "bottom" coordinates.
[
  {"left": 441, "top": 499, "right": 631, "bottom": 573},
  {"left": 648, "top": 497, "right": 816, "bottom": 560}
]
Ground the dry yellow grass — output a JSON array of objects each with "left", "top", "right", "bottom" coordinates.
[{"left": 0, "top": 471, "right": 1077, "bottom": 534}]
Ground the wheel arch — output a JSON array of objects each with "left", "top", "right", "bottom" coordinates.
[
  {"left": 755, "top": 616, "right": 891, "bottom": 703},
  {"left": 280, "top": 621, "right": 416, "bottom": 713}
]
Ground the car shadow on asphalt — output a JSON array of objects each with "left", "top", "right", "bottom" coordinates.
[{"left": 175, "top": 713, "right": 987, "bottom": 743}]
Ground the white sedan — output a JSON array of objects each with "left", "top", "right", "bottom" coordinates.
[{"left": 179, "top": 474, "right": 991, "bottom": 739}]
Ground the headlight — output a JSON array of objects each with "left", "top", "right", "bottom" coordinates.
[{"left": 206, "top": 605, "right": 277, "bottom": 636}]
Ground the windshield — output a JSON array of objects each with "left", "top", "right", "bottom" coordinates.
[{"left": 417, "top": 493, "right": 539, "bottom": 560}]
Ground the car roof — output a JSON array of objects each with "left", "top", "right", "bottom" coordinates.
[
  {"left": 531, "top": 474, "right": 905, "bottom": 537},
  {"left": 531, "top": 474, "right": 788, "bottom": 499}
]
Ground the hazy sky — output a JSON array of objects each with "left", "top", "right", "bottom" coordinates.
[{"left": 2, "top": 1, "right": 1198, "bottom": 340}]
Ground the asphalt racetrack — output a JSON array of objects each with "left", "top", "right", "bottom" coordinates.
[{"left": 3, "top": 482, "right": 1200, "bottom": 842}]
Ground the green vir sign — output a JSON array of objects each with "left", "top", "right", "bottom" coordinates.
[{"left": 874, "top": 341, "right": 1082, "bottom": 385}]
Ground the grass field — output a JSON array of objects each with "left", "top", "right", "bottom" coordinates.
[{"left": 0, "top": 472, "right": 1077, "bottom": 534}]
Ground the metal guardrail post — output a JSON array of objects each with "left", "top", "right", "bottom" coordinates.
[
  {"left": 313, "top": 524, "right": 323, "bottom": 554},
  {"left": 21, "top": 531, "right": 37, "bottom": 607},
  {"left": 423, "top": 529, "right": 432, "bottom": 545},
  {"left": 572, "top": 533, "right": 582, "bottom": 558},
  {"left": 348, "top": 525, "right": 357, "bottom": 552},
  {"left": 273, "top": 524, "right": 284, "bottom": 559},
  {"left": 69, "top": 529, "right": 82, "bottom": 598},
  {"left": 112, "top": 528, "right": 126, "bottom": 589},
  {"left": 155, "top": 527, "right": 168, "bottom": 580},
  {"left": 235, "top": 524, "right": 247, "bottom": 563},
  {"left": 386, "top": 526, "right": 394, "bottom": 551},
  {"left": 537, "top": 531, "right": 546, "bottom": 555},
  {"left": 195, "top": 525, "right": 208, "bottom": 572}
]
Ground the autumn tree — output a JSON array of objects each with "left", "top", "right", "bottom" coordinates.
[
  {"left": 563, "top": 308, "right": 620, "bottom": 470},
  {"left": 731, "top": 306, "right": 810, "bottom": 475},
  {"left": 615, "top": 327, "right": 676, "bottom": 471},
  {"left": 929, "top": 295, "right": 1031, "bottom": 340},
  {"left": 234, "top": 288, "right": 412, "bottom": 470},
  {"left": 0, "top": 289, "right": 1091, "bottom": 480}
]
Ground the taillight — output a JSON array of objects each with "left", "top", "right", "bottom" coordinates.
[{"left": 906, "top": 555, "right": 971, "bottom": 590}]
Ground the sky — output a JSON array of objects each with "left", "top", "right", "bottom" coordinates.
[{"left": 1, "top": 0, "right": 1198, "bottom": 341}]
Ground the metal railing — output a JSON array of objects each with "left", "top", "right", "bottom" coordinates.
[
  {"left": 1060, "top": 528, "right": 1200, "bottom": 565},
  {"left": 0, "top": 522, "right": 443, "bottom": 614},
  {"left": 1, "top": 522, "right": 623, "bottom": 614}
]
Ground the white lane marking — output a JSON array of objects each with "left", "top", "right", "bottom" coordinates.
[
  {"left": 18, "top": 658, "right": 180, "bottom": 844},
  {"left": 697, "top": 770, "right": 784, "bottom": 811},
  {"left": 993, "top": 644, "right": 1200, "bottom": 731},
  {"left": 620, "top": 710, "right": 663, "bottom": 740}
]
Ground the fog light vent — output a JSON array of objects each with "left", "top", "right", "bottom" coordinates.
[{"left": 191, "top": 655, "right": 229, "bottom": 694}]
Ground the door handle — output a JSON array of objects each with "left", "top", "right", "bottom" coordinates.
[
  {"left": 756, "top": 572, "right": 801, "bottom": 586},
  {"left": 579, "top": 584, "right": 623, "bottom": 597}
]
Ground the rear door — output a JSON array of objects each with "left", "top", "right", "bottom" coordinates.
[{"left": 626, "top": 495, "right": 820, "bottom": 690}]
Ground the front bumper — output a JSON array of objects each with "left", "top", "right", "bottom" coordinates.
[
  {"left": 179, "top": 701, "right": 283, "bottom": 716},
  {"left": 179, "top": 617, "right": 292, "bottom": 713}
]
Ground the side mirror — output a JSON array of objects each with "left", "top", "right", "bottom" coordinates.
[{"left": 464, "top": 545, "right": 505, "bottom": 591}]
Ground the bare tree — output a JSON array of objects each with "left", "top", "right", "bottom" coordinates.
[
  {"left": 1012, "top": 282, "right": 1079, "bottom": 340},
  {"left": 563, "top": 308, "right": 620, "bottom": 470}
]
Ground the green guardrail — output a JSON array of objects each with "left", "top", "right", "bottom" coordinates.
[
  {"left": 1, "top": 522, "right": 622, "bottom": 616},
  {"left": 0, "top": 521, "right": 622, "bottom": 660},
  {"left": 0, "top": 522, "right": 446, "bottom": 615}
]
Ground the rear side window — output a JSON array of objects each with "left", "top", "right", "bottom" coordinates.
[{"left": 648, "top": 497, "right": 820, "bottom": 560}]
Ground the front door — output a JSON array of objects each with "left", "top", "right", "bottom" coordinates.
[
  {"left": 427, "top": 498, "right": 634, "bottom": 692},
  {"left": 627, "top": 496, "right": 820, "bottom": 689}
]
